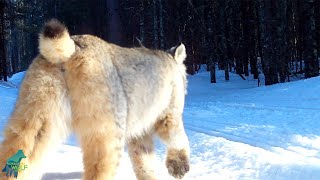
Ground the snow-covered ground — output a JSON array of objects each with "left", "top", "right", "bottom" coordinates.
[{"left": 0, "top": 70, "right": 319, "bottom": 180}]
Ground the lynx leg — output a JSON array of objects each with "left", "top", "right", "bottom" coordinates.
[
  {"left": 69, "top": 87, "right": 126, "bottom": 180},
  {"left": 0, "top": 59, "right": 71, "bottom": 180},
  {"left": 0, "top": 118, "right": 46, "bottom": 180},
  {"left": 155, "top": 114, "right": 190, "bottom": 179},
  {"left": 72, "top": 96, "right": 126, "bottom": 180},
  {"left": 128, "top": 133, "right": 157, "bottom": 180},
  {"left": 78, "top": 130, "right": 124, "bottom": 180},
  {"left": 0, "top": 118, "right": 69, "bottom": 180}
]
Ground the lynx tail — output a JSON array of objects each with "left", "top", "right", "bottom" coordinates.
[{"left": 38, "top": 19, "right": 75, "bottom": 64}]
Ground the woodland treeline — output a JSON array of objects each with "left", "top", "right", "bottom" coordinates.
[{"left": 0, "top": 0, "right": 319, "bottom": 85}]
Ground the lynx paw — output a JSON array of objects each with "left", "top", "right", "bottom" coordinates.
[{"left": 166, "top": 149, "right": 189, "bottom": 179}]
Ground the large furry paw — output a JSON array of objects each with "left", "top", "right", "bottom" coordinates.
[{"left": 165, "top": 149, "right": 190, "bottom": 179}]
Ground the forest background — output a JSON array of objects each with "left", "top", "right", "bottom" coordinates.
[{"left": 0, "top": 0, "right": 319, "bottom": 86}]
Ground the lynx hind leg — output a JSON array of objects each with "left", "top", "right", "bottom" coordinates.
[
  {"left": 128, "top": 133, "right": 157, "bottom": 180},
  {"left": 79, "top": 130, "right": 125, "bottom": 180},
  {"left": 0, "top": 59, "right": 71, "bottom": 180},
  {"left": 72, "top": 92, "right": 126, "bottom": 180},
  {"left": 155, "top": 114, "right": 190, "bottom": 179}
]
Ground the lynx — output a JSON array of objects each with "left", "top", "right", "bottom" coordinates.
[{"left": 0, "top": 19, "right": 190, "bottom": 180}]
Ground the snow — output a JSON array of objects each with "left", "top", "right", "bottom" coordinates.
[{"left": 1, "top": 69, "right": 320, "bottom": 180}]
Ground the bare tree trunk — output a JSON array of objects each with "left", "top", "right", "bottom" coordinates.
[
  {"left": 241, "top": 0, "right": 250, "bottom": 77},
  {"left": 209, "top": 56, "right": 216, "bottom": 83},
  {"left": 139, "top": 0, "right": 144, "bottom": 42},
  {"left": 218, "top": 0, "right": 229, "bottom": 80},
  {"left": 296, "top": 0, "right": 304, "bottom": 73},
  {"left": 247, "top": 0, "right": 258, "bottom": 79},
  {"left": 107, "top": 0, "right": 123, "bottom": 45},
  {"left": 159, "top": 0, "right": 164, "bottom": 49},
  {"left": 0, "top": 0, "right": 7, "bottom": 81},
  {"left": 316, "top": 0, "right": 320, "bottom": 59},
  {"left": 260, "top": 0, "right": 279, "bottom": 85},
  {"left": 303, "top": 0, "right": 319, "bottom": 78},
  {"left": 277, "top": 0, "right": 289, "bottom": 83},
  {"left": 255, "top": 0, "right": 264, "bottom": 76},
  {"left": 153, "top": 0, "right": 159, "bottom": 49},
  {"left": 206, "top": 0, "right": 216, "bottom": 83}
]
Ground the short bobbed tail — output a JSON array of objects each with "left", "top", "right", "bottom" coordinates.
[{"left": 38, "top": 19, "right": 75, "bottom": 64}]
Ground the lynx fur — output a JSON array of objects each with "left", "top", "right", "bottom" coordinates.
[{"left": 0, "top": 19, "right": 190, "bottom": 180}]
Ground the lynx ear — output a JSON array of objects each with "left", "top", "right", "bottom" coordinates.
[
  {"left": 175, "top": 43, "right": 187, "bottom": 63},
  {"left": 167, "top": 43, "right": 187, "bottom": 64}
]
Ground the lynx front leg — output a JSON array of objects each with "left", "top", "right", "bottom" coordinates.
[
  {"left": 128, "top": 133, "right": 157, "bottom": 180},
  {"left": 155, "top": 114, "right": 190, "bottom": 179}
]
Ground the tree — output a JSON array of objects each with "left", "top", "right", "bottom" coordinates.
[
  {"left": 205, "top": 0, "right": 216, "bottom": 83},
  {"left": 277, "top": 0, "right": 290, "bottom": 83},
  {"left": 1, "top": 0, "right": 320, "bottom": 86},
  {"left": 0, "top": 0, "right": 7, "bottom": 81},
  {"left": 302, "top": 0, "right": 319, "bottom": 78},
  {"left": 106, "top": 0, "right": 123, "bottom": 45},
  {"left": 258, "top": 0, "right": 279, "bottom": 85}
]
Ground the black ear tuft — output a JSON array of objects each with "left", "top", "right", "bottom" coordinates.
[
  {"left": 166, "top": 43, "right": 186, "bottom": 63},
  {"left": 166, "top": 45, "right": 177, "bottom": 57},
  {"left": 42, "top": 19, "right": 66, "bottom": 39}
]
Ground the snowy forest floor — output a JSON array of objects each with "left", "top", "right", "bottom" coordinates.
[{"left": 0, "top": 70, "right": 320, "bottom": 180}]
